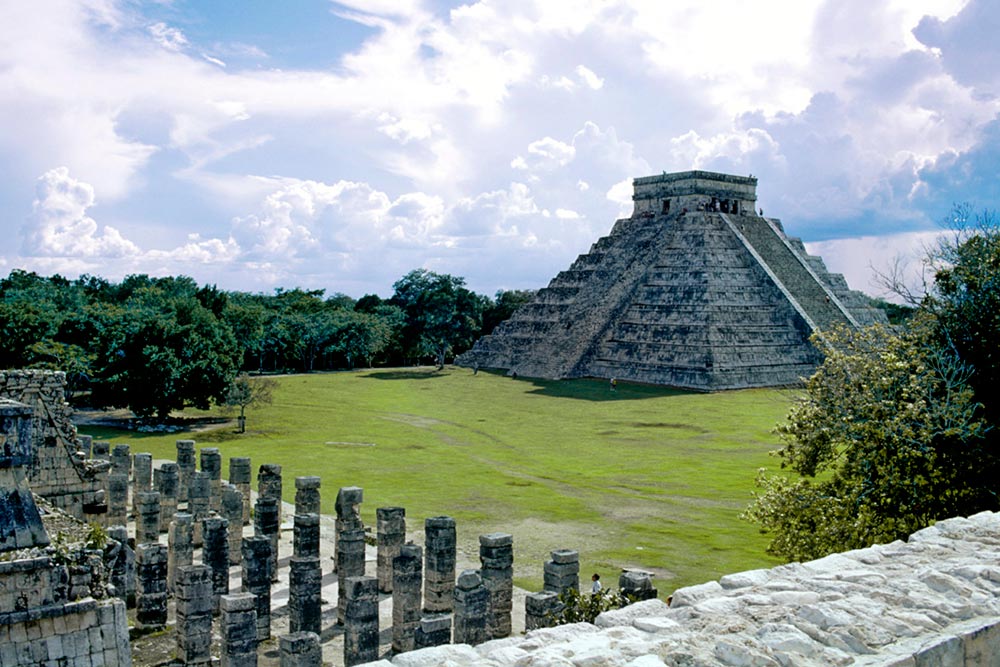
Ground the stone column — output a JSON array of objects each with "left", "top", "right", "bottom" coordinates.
[
  {"left": 280, "top": 632, "right": 321, "bottom": 667},
  {"left": 167, "top": 513, "right": 194, "bottom": 596},
  {"left": 203, "top": 516, "right": 230, "bottom": 613},
  {"left": 543, "top": 549, "right": 579, "bottom": 595},
  {"left": 92, "top": 440, "right": 110, "bottom": 462},
  {"left": 107, "top": 525, "right": 135, "bottom": 606},
  {"left": 294, "top": 476, "right": 321, "bottom": 516},
  {"left": 335, "top": 487, "right": 365, "bottom": 624},
  {"left": 289, "top": 556, "right": 323, "bottom": 635},
  {"left": 221, "top": 483, "right": 244, "bottom": 565},
  {"left": 176, "top": 439, "right": 196, "bottom": 504},
  {"left": 414, "top": 614, "right": 452, "bottom": 649},
  {"left": 343, "top": 575, "right": 378, "bottom": 667},
  {"left": 423, "top": 516, "right": 456, "bottom": 613},
  {"left": 136, "top": 542, "right": 168, "bottom": 630},
  {"left": 453, "top": 569, "right": 489, "bottom": 646},
  {"left": 291, "top": 511, "right": 321, "bottom": 636},
  {"left": 176, "top": 564, "right": 213, "bottom": 666},
  {"left": 200, "top": 447, "right": 223, "bottom": 513},
  {"left": 154, "top": 462, "right": 179, "bottom": 533},
  {"left": 111, "top": 443, "right": 131, "bottom": 479},
  {"left": 107, "top": 472, "right": 129, "bottom": 527},
  {"left": 258, "top": 463, "right": 283, "bottom": 526},
  {"left": 392, "top": 543, "right": 423, "bottom": 653},
  {"left": 229, "top": 456, "right": 252, "bottom": 525},
  {"left": 135, "top": 490, "right": 161, "bottom": 545},
  {"left": 133, "top": 452, "right": 153, "bottom": 515},
  {"left": 525, "top": 591, "right": 561, "bottom": 631},
  {"left": 241, "top": 535, "right": 272, "bottom": 641},
  {"left": 294, "top": 513, "right": 320, "bottom": 558},
  {"left": 377, "top": 507, "right": 405, "bottom": 593},
  {"left": 254, "top": 496, "right": 280, "bottom": 583},
  {"left": 479, "top": 532, "right": 513, "bottom": 639},
  {"left": 619, "top": 569, "right": 658, "bottom": 601},
  {"left": 188, "top": 471, "right": 211, "bottom": 546},
  {"left": 220, "top": 593, "right": 258, "bottom": 667}
]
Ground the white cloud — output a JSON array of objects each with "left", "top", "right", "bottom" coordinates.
[
  {"left": 23, "top": 167, "right": 140, "bottom": 258},
  {"left": 148, "top": 22, "right": 188, "bottom": 51},
  {"left": 575, "top": 65, "right": 603, "bottom": 90}
]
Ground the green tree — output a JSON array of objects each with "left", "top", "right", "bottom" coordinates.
[
  {"left": 391, "top": 269, "right": 486, "bottom": 368},
  {"left": 327, "top": 310, "right": 394, "bottom": 368},
  {"left": 925, "top": 206, "right": 1000, "bottom": 434},
  {"left": 91, "top": 288, "right": 239, "bottom": 420},
  {"left": 744, "top": 321, "right": 990, "bottom": 561}
]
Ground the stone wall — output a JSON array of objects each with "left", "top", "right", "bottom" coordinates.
[
  {"left": 0, "top": 556, "right": 132, "bottom": 667},
  {"left": 360, "top": 511, "right": 1000, "bottom": 667},
  {"left": 0, "top": 370, "right": 107, "bottom": 521}
]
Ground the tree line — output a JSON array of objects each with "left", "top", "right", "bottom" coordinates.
[{"left": 0, "top": 267, "right": 534, "bottom": 420}]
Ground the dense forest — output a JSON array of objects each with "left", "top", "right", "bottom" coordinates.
[{"left": 0, "top": 268, "right": 534, "bottom": 419}]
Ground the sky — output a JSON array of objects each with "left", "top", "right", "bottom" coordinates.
[{"left": 2, "top": 0, "right": 998, "bottom": 300}]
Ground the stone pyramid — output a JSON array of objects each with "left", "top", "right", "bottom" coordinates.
[{"left": 457, "top": 170, "right": 887, "bottom": 390}]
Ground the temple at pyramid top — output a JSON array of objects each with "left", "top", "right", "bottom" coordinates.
[{"left": 457, "top": 170, "right": 887, "bottom": 390}]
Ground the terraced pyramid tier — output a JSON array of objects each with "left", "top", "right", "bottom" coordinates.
[{"left": 457, "top": 170, "right": 887, "bottom": 390}]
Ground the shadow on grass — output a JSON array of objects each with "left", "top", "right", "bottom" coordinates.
[
  {"left": 76, "top": 416, "right": 234, "bottom": 441},
  {"left": 522, "top": 377, "right": 695, "bottom": 402},
  {"left": 366, "top": 368, "right": 448, "bottom": 381}
]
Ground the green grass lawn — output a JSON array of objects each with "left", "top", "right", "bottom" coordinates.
[{"left": 78, "top": 366, "right": 797, "bottom": 595}]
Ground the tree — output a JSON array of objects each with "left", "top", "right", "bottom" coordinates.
[
  {"left": 327, "top": 310, "right": 394, "bottom": 369},
  {"left": 746, "top": 206, "right": 1000, "bottom": 561},
  {"left": 91, "top": 289, "right": 239, "bottom": 420},
  {"left": 224, "top": 373, "right": 277, "bottom": 433},
  {"left": 924, "top": 206, "right": 1000, "bottom": 435},
  {"left": 390, "top": 269, "right": 486, "bottom": 368}
]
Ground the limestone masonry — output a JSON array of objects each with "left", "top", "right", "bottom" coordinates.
[
  {"left": 362, "top": 511, "right": 1000, "bottom": 667},
  {"left": 458, "top": 170, "right": 887, "bottom": 390}
]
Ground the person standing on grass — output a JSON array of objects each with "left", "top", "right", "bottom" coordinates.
[
  {"left": 591, "top": 573, "right": 602, "bottom": 593},
  {"left": 610, "top": 378, "right": 617, "bottom": 391}
]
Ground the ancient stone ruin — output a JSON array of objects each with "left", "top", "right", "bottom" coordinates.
[
  {"left": 3, "top": 367, "right": 1000, "bottom": 666},
  {"left": 0, "top": 397, "right": 132, "bottom": 667},
  {"left": 0, "top": 370, "right": 109, "bottom": 520},
  {"left": 458, "top": 170, "right": 887, "bottom": 390}
]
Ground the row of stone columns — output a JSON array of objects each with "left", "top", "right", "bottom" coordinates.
[{"left": 93, "top": 437, "right": 557, "bottom": 665}]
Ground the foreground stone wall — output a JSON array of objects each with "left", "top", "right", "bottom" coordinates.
[
  {"left": 360, "top": 511, "right": 1000, "bottom": 667},
  {"left": 0, "top": 557, "right": 131, "bottom": 667}
]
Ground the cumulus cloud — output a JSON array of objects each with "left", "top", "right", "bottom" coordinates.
[
  {"left": 2, "top": 0, "right": 999, "bottom": 297},
  {"left": 913, "top": 0, "right": 1000, "bottom": 96},
  {"left": 23, "top": 167, "right": 140, "bottom": 258},
  {"left": 21, "top": 168, "right": 240, "bottom": 278}
]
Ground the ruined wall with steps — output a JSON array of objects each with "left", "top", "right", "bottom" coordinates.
[
  {"left": 458, "top": 171, "right": 887, "bottom": 390},
  {"left": 0, "top": 370, "right": 108, "bottom": 521}
]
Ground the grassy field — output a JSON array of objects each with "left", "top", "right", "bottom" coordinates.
[{"left": 78, "top": 366, "right": 797, "bottom": 594}]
